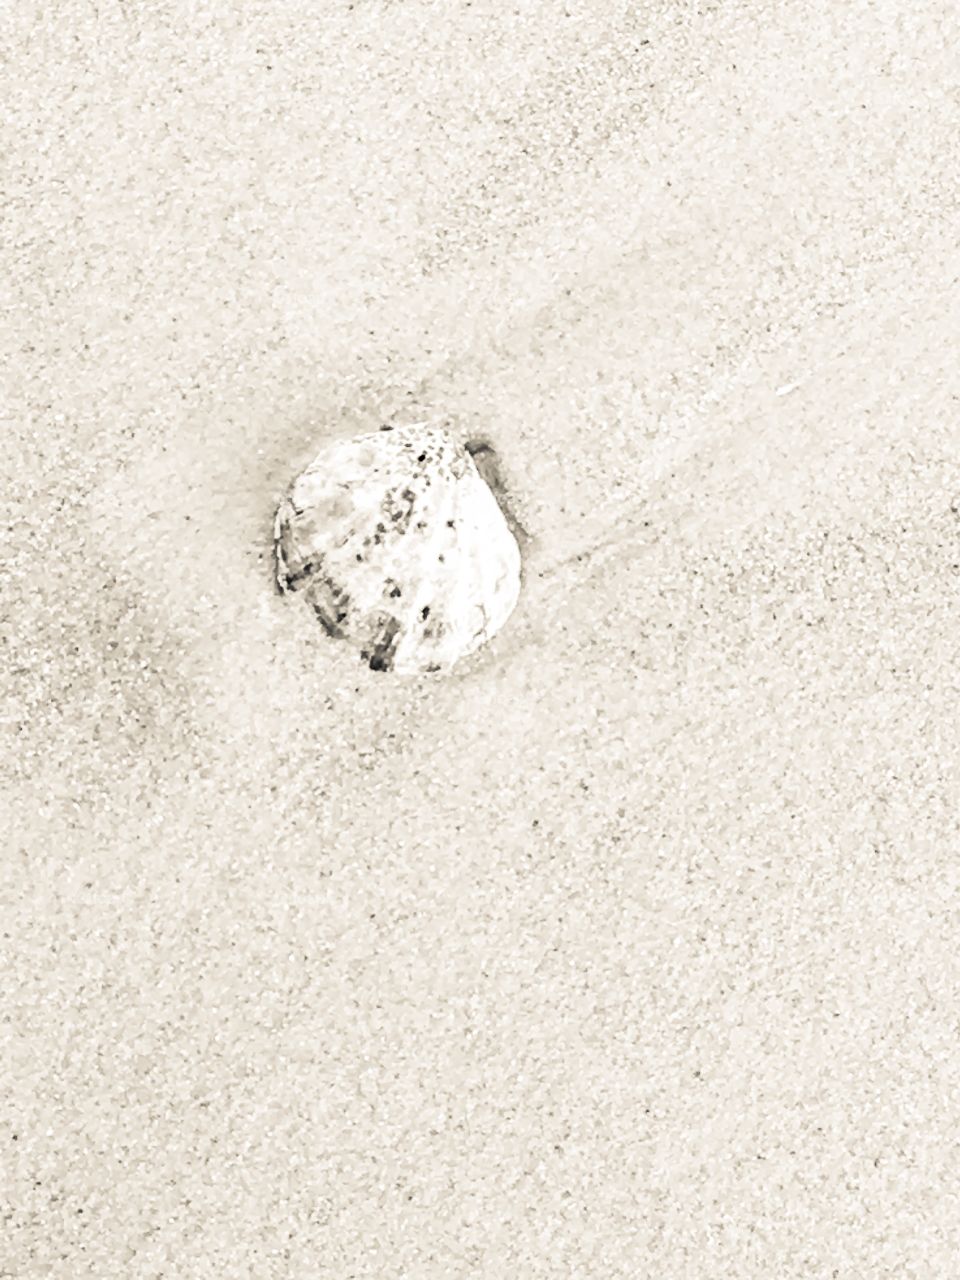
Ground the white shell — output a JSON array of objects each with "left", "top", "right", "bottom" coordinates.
[{"left": 274, "top": 425, "right": 521, "bottom": 674}]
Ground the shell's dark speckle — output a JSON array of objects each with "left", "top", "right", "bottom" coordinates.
[
  {"left": 284, "top": 559, "right": 319, "bottom": 589},
  {"left": 382, "top": 485, "right": 417, "bottom": 535},
  {"left": 421, "top": 606, "right": 430, "bottom": 620},
  {"left": 314, "top": 605, "right": 346, "bottom": 638},
  {"left": 368, "top": 616, "right": 401, "bottom": 672}
]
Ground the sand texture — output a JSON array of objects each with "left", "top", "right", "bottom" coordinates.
[{"left": 3, "top": 1, "right": 960, "bottom": 1276}]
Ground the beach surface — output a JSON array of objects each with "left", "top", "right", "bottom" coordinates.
[{"left": 4, "top": 1, "right": 960, "bottom": 1275}]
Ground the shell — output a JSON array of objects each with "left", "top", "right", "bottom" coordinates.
[{"left": 274, "top": 424, "right": 522, "bottom": 674}]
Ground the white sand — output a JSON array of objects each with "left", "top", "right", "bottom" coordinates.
[{"left": 4, "top": 1, "right": 960, "bottom": 1275}]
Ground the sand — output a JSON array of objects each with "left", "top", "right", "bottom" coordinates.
[{"left": 3, "top": 1, "right": 960, "bottom": 1275}]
